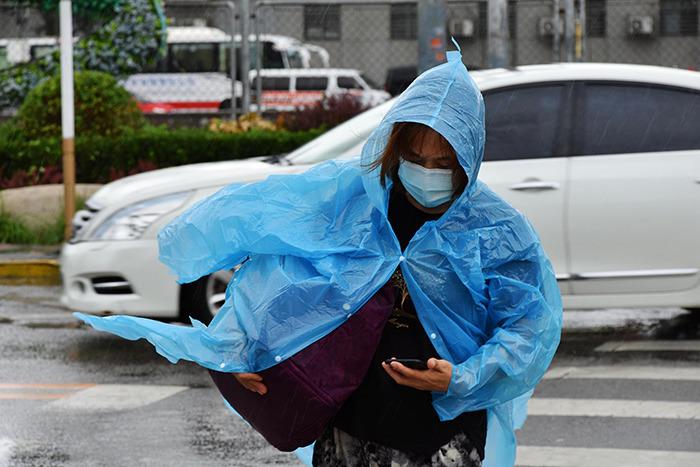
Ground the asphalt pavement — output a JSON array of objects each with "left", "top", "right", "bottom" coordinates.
[{"left": 1, "top": 284, "right": 699, "bottom": 467}]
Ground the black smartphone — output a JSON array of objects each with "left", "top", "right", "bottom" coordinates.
[{"left": 383, "top": 358, "right": 429, "bottom": 370}]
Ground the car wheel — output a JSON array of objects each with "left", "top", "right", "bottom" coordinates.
[
  {"left": 218, "top": 98, "right": 242, "bottom": 111},
  {"left": 179, "top": 269, "right": 235, "bottom": 325}
]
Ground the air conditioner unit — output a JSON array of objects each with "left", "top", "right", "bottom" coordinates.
[
  {"left": 538, "top": 17, "right": 560, "bottom": 37},
  {"left": 449, "top": 19, "right": 475, "bottom": 38},
  {"left": 627, "top": 15, "right": 654, "bottom": 36}
]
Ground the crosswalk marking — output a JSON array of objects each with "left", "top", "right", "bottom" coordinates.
[
  {"left": 544, "top": 365, "right": 700, "bottom": 381},
  {"left": 0, "top": 383, "right": 96, "bottom": 401},
  {"left": 0, "top": 438, "right": 14, "bottom": 467},
  {"left": 0, "top": 383, "right": 95, "bottom": 389},
  {"left": 0, "top": 392, "right": 70, "bottom": 400},
  {"left": 596, "top": 340, "right": 700, "bottom": 352},
  {"left": 47, "top": 384, "right": 188, "bottom": 411},
  {"left": 516, "top": 446, "right": 700, "bottom": 467},
  {"left": 528, "top": 397, "right": 700, "bottom": 420}
]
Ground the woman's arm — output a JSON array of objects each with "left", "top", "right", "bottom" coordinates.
[{"left": 430, "top": 251, "right": 563, "bottom": 421}]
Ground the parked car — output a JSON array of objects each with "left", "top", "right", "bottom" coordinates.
[
  {"left": 60, "top": 63, "right": 700, "bottom": 324},
  {"left": 245, "top": 67, "right": 391, "bottom": 112}
]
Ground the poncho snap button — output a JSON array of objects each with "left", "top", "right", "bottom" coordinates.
[
  {"left": 219, "top": 362, "right": 225, "bottom": 368},
  {"left": 274, "top": 355, "right": 282, "bottom": 362},
  {"left": 430, "top": 333, "right": 437, "bottom": 339},
  {"left": 342, "top": 303, "right": 351, "bottom": 311},
  {"left": 399, "top": 255, "right": 406, "bottom": 262}
]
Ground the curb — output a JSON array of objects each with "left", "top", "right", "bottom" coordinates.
[{"left": 0, "top": 259, "right": 61, "bottom": 286}]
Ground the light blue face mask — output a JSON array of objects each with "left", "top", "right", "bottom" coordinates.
[{"left": 397, "top": 159, "right": 455, "bottom": 208}]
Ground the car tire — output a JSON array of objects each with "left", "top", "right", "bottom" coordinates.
[
  {"left": 179, "top": 269, "right": 235, "bottom": 325},
  {"left": 218, "top": 98, "right": 242, "bottom": 111}
]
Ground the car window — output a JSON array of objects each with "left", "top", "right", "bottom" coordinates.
[
  {"left": 168, "top": 43, "right": 219, "bottom": 73},
  {"left": 284, "top": 98, "right": 396, "bottom": 165},
  {"left": 296, "top": 77, "right": 328, "bottom": 91},
  {"left": 258, "top": 77, "right": 290, "bottom": 91},
  {"left": 574, "top": 82, "right": 700, "bottom": 155},
  {"left": 338, "top": 76, "right": 362, "bottom": 90},
  {"left": 483, "top": 84, "right": 570, "bottom": 161}
]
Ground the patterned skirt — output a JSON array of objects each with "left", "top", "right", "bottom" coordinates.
[{"left": 311, "top": 424, "right": 483, "bottom": 467}]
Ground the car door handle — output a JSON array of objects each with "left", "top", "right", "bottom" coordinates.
[{"left": 509, "top": 181, "right": 561, "bottom": 191}]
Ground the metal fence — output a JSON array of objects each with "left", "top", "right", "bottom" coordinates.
[{"left": 1, "top": 0, "right": 699, "bottom": 120}]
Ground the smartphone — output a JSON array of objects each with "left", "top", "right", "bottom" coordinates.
[{"left": 383, "top": 358, "right": 429, "bottom": 370}]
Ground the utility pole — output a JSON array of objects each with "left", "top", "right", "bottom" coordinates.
[
  {"left": 563, "top": 0, "right": 575, "bottom": 62},
  {"left": 417, "top": 0, "right": 448, "bottom": 73},
  {"left": 59, "top": 0, "right": 75, "bottom": 241},
  {"left": 552, "top": 0, "right": 561, "bottom": 62},
  {"left": 240, "top": 0, "right": 251, "bottom": 114},
  {"left": 487, "top": 0, "right": 510, "bottom": 68},
  {"left": 577, "top": 0, "right": 586, "bottom": 61}
]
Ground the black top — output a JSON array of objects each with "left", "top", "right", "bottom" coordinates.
[{"left": 331, "top": 184, "right": 487, "bottom": 458}]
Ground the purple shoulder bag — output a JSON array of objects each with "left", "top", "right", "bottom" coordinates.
[{"left": 207, "top": 282, "right": 394, "bottom": 451}]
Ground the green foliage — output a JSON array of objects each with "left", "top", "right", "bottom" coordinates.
[
  {"left": 15, "top": 70, "right": 145, "bottom": 139},
  {"left": 0, "top": 0, "right": 167, "bottom": 108},
  {"left": 0, "top": 125, "right": 324, "bottom": 184}
]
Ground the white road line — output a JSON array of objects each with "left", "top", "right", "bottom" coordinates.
[
  {"left": 516, "top": 446, "right": 700, "bottom": 467},
  {"left": 595, "top": 340, "right": 700, "bottom": 352},
  {"left": 0, "top": 438, "right": 14, "bottom": 467},
  {"left": 528, "top": 398, "right": 700, "bottom": 420},
  {"left": 46, "top": 384, "right": 188, "bottom": 412},
  {"left": 544, "top": 365, "right": 700, "bottom": 381}
]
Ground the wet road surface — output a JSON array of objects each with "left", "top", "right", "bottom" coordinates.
[{"left": 1, "top": 284, "right": 699, "bottom": 466}]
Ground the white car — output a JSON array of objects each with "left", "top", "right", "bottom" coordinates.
[{"left": 59, "top": 63, "right": 700, "bottom": 324}]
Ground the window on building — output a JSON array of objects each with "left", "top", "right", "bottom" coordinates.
[
  {"left": 391, "top": 3, "right": 417, "bottom": 40},
  {"left": 304, "top": 4, "right": 341, "bottom": 40},
  {"left": 586, "top": 0, "right": 606, "bottom": 37},
  {"left": 660, "top": 0, "right": 699, "bottom": 36},
  {"left": 478, "top": 1, "right": 517, "bottom": 39}
]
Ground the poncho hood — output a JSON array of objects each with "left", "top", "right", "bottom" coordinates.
[{"left": 360, "top": 41, "right": 485, "bottom": 215}]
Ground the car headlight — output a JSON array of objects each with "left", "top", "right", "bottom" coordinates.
[{"left": 89, "top": 191, "right": 192, "bottom": 241}]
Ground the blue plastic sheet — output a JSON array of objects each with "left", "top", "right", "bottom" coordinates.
[{"left": 74, "top": 39, "right": 562, "bottom": 466}]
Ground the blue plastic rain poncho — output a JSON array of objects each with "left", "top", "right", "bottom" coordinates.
[{"left": 74, "top": 42, "right": 562, "bottom": 467}]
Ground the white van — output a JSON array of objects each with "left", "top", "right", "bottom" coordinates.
[{"left": 249, "top": 68, "right": 391, "bottom": 112}]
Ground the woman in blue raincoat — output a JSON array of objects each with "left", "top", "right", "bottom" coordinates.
[{"left": 75, "top": 41, "right": 562, "bottom": 467}]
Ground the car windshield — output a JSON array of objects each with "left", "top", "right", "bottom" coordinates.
[{"left": 284, "top": 98, "right": 395, "bottom": 165}]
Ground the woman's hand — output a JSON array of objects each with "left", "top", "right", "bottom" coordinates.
[
  {"left": 233, "top": 372, "right": 267, "bottom": 395},
  {"left": 381, "top": 357, "right": 452, "bottom": 392}
]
